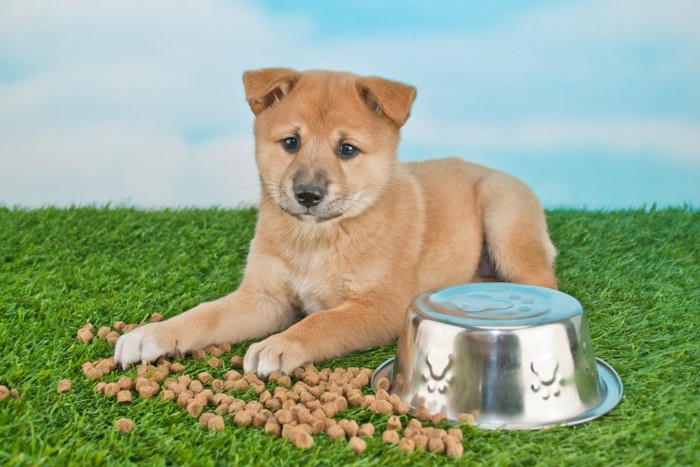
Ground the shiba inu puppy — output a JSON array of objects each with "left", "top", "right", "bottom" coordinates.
[{"left": 115, "top": 69, "right": 557, "bottom": 376}]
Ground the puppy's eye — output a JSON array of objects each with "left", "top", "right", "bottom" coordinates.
[
  {"left": 337, "top": 143, "right": 359, "bottom": 160},
  {"left": 281, "top": 137, "right": 299, "bottom": 153}
]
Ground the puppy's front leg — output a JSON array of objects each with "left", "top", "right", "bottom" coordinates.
[
  {"left": 114, "top": 256, "right": 295, "bottom": 369},
  {"left": 244, "top": 299, "right": 403, "bottom": 376}
]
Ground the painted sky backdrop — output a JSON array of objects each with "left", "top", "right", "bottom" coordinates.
[{"left": 1, "top": 0, "right": 698, "bottom": 209}]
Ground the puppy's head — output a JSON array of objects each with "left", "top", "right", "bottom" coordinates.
[{"left": 243, "top": 68, "right": 416, "bottom": 223}]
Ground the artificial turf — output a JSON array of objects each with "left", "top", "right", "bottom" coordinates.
[{"left": 0, "top": 206, "right": 698, "bottom": 466}]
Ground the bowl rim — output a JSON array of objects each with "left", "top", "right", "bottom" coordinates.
[{"left": 372, "top": 356, "right": 623, "bottom": 431}]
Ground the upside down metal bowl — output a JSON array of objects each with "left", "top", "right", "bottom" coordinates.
[{"left": 372, "top": 283, "right": 623, "bottom": 430}]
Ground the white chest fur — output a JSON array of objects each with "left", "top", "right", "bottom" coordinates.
[{"left": 287, "top": 249, "right": 340, "bottom": 315}]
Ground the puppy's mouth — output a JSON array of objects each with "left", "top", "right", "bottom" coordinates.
[{"left": 281, "top": 206, "right": 344, "bottom": 223}]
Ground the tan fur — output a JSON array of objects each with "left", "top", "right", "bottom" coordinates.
[{"left": 114, "top": 69, "right": 557, "bottom": 376}]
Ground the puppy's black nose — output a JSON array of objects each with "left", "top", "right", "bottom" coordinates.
[{"left": 294, "top": 184, "right": 325, "bottom": 208}]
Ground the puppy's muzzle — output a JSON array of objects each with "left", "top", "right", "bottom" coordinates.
[{"left": 294, "top": 184, "right": 325, "bottom": 208}]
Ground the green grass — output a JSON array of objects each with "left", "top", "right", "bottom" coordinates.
[{"left": 1, "top": 206, "right": 698, "bottom": 466}]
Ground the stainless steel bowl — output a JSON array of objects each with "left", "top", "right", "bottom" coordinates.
[{"left": 373, "top": 283, "right": 623, "bottom": 430}]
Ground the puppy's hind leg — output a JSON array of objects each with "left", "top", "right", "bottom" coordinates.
[{"left": 478, "top": 173, "right": 558, "bottom": 289}]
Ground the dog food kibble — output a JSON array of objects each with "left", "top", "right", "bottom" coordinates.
[
  {"left": 399, "top": 437, "right": 416, "bottom": 453},
  {"left": 414, "top": 404, "right": 432, "bottom": 422},
  {"left": 348, "top": 436, "right": 367, "bottom": 455},
  {"left": 427, "top": 437, "right": 446, "bottom": 454},
  {"left": 117, "top": 376, "right": 132, "bottom": 390},
  {"left": 431, "top": 412, "right": 448, "bottom": 425},
  {"left": 0, "top": 385, "right": 9, "bottom": 400},
  {"left": 387, "top": 415, "right": 402, "bottom": 431},
  {"left": 458, "top": 412, "right": 476, "bottom": 426},
  {"left": 208, "top": 415, "right": 225, "bottom": 432},
  {"left": 357, "top": 423, "right": 375, "bottom": 438},
  {"left": 115, "top": 418, "right": 135, "bottom": 433},
  {"left": 326, "top": 424, "right": 346, "bottom": 441},
  {"left": 376, "top": 376, "right": 391, "bottom": 391},
  {"left": 117, "top": 390, "right": 133, "bottom": 404},
  {"left": 382, "top": 429, "right": 400, "bottom": 444},
  {"left": 57, "top": 379, "right": 72, "bottom": 394},
  {"left": 73, "top": 330, "right": 467, "bottom": 458},
  {"left": 105, "top": 331, "right": 120, "bottom": 346},
  {"left": 197, "top": 372, "right": 213, "bottom": 384},
  {"left": 370, "top": 399, "right": 393, "bottom": 415},
  {"left": 199, "top": 412, "right": 215, "bottom": 428},
  {"left": 446, "top": 440, "right": 464, "bottom": 459},
  {"left": 77, "top": 328, "right": 94, "bottom": 343},
  {"left": 150, "top": 312, "right": 164, "bottom": 322}
]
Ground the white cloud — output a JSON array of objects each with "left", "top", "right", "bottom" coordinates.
[{"left": 0, "top": 0, "right": 698, "bottom": 208}]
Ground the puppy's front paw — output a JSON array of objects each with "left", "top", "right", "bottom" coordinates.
[
  {"left": 244, "top": 334, "right": 307, "bottom": 377},
  {"left": 114, "top": 323, "right": 169, "bottom": 369}
]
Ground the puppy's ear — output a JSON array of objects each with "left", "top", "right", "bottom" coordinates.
[
  {"left": 356, "top": 76, "right": 417, "bottom": 127},
  {"left": 242, "top": 68, "right": 301, "bottom": 115}
]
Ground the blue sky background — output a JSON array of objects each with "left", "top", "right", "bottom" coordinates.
[{"left": 1, "top": 0, "right": 698, "bottom": 209}]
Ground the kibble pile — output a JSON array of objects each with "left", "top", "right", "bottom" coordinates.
[{"left": 68, "top": 318, "right": 474, "bottom": 458}]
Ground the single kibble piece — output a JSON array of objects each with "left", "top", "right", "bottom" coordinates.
[
  {"left": 9, "top": 388, "right": 19, "bottom": 399},
  {"left": 117, "top": 376, "right": 132, "bottom": 390},
  {"left": 217, "top": 342, "right": 232, "bottom": 353},
  {"left": 77, "top": 328, "right": 93, "bottom": 343},
  {"left": 399, "top": 437, "right": 416, "bottom": 453},
  {"left": 197, "top": 372, "right": 213, "bottom": 384},
  {"left": 115, "top": 418, "right": 135, "bottom": 433},
  {"left": 427, "top": 437, "right": 445, "bottom": 454},
  {"left": 150, "top": 312, "right": 164, "bottom": 322},
  {"left": 208, "top": 415, "right": 225, "bottom": 432},
  {"left": 414, "top": 405, "right": 432, "bottom": 422},
  {"left": 170, "top": 363, "right": 186, "bottom": 374},
  {"left": 159, "top": 389, "right": 175, "bottom": 401},
  {"left": 187, "top": 400, "right": 204, "bottom": 417},
  {"left": 116, "top": 390, "right": 133, "bottom": 404},
  {"left": 376, "top": 376, "right": 391, "bottom": 391},
  {"left": 431, "top": 412, "right": 448, "bottom": 426},
  {"left": 138, "top": 384, "right": 159, "bottom": 399},
  {"left": 191, "top": 348, "right": 207, "bottom": 360},
  {"left": 189, "top": 380, "right": 204, "bottom": 394},
  {"left": 387, "top": 415, "right": 402, "bottom": 431},
  {"left": 230, "top": 355, "right": 244, "bottom": 368},
  {"left": 113, "top": 321, "right": 126, "bottom": 332},
  {"left": 233, "top": 410, "right": 253, "bottom": 427},
  {"left": 348, "top": 436, "right": 367, "bottom": 455},
  {"left": 446, "top": 440, "right": 464, "bottom": 459},
  {"left": 326, "top": 424, "right": 346, "bottom": 441},
  {"left": 382, "top": 429, "right": 400, "bottom": 444},
  {"left": 105, "top": 331, "right": 120, "bottom": 346},
  {"left": 357, "top": 423, "right": 375, "bottom": 438},
  {"left": 211, "top": 379, "right": 224, "bottom": 393},
  {"left": 97, "top": 326, "right": 111, "bottom": 339},
  {"left": 264, "top": 420, "right": 281, "bottom": 437},
  {"left": 57, "top": 379, "right": 72, "bottom": 394},
  {"left": 83, "top": 322, "right": 94, "bottom": 333},
  {"left": 0, "top": 386, "right": 9, "bottom": 400},
  {"left": 208, "top": 357, "right": 222, "bottom": 369},
  {"left": 458, "top": 412, "right": 476, "bottom": 426},
  {"left": 393, "top": 400, "right": 410, "bottom": 415},
  {"left": 447, "top": 428, "right": 464, "bottom": 441},
  {"left": 293, "top": 431, "right": 314, "bottom": 450}
]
